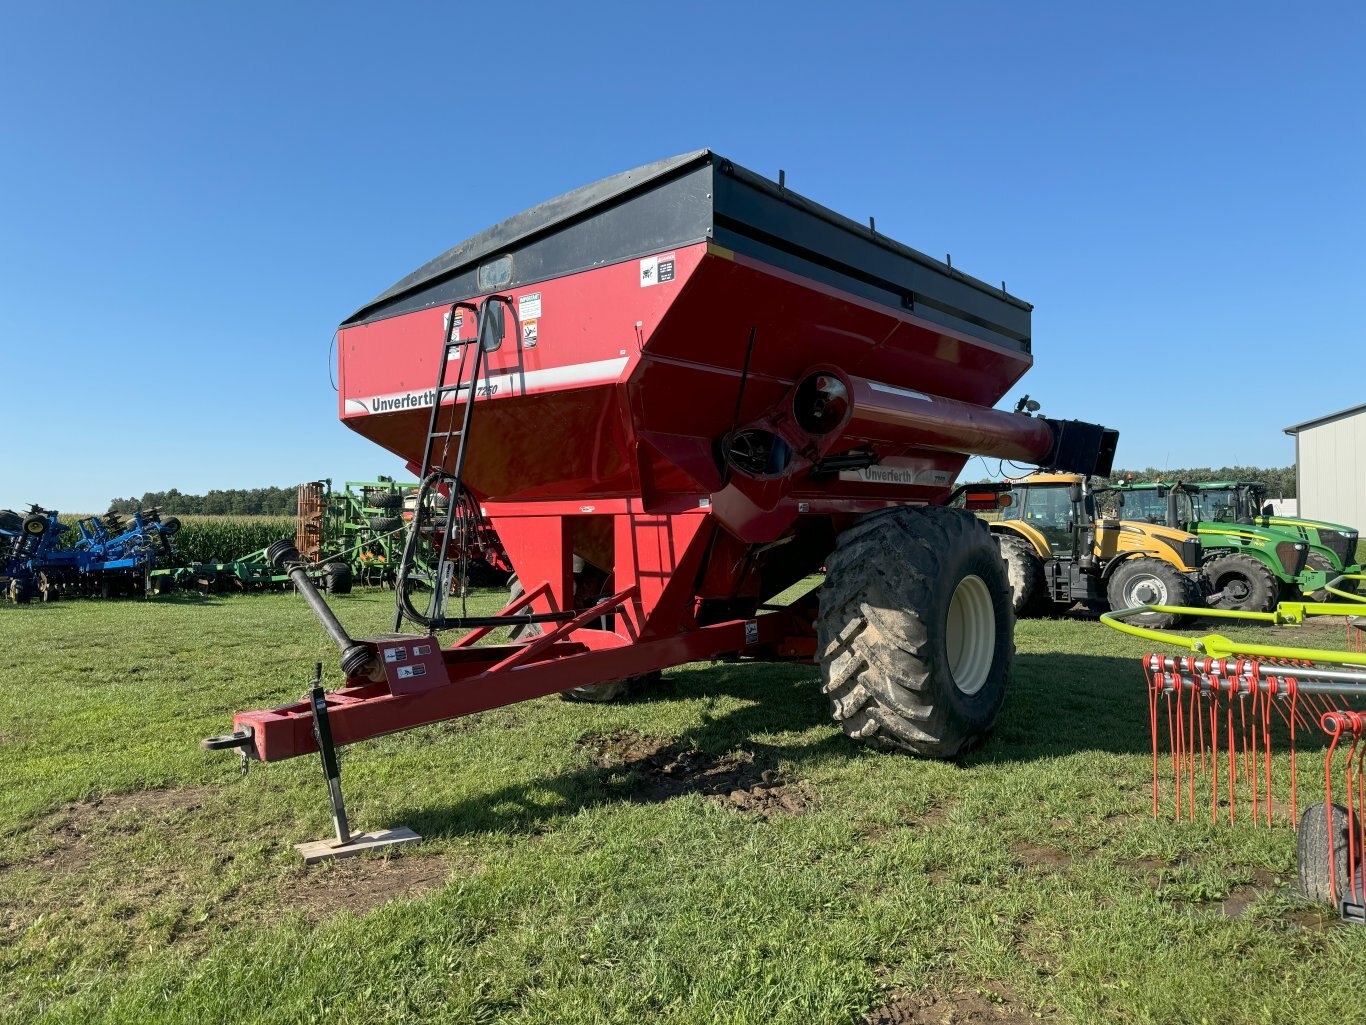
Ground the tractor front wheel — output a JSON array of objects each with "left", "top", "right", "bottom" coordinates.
[
  {"left": 818, "top": 506, "right": 1014, "bottom": 758},
  {"left": 996, "top": 535, "right": 1047, "bottom": 617},
  {"left": 1203, "top": 553, "right": 1277, "bottom": 613},
  {"left": 1105, "top": 558, "right": 1198, "bottom": 628},
  {"left": 323, "top": 563, "right": 353, "bottom": 595}
]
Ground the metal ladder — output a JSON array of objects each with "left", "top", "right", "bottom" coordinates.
[{"left": 392, "top": 294, "right": 556, "bottom": 633}]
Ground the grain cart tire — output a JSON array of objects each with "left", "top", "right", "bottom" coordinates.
[
  {"left": 561, "top": 671, "right": 663, "bottom": 703},
  {"left": 368, "top": 516, "right": 402, "bottom": 533},
  {"left": 818, "top": 506, "right": 1014, "bottom": 758},
  {"left": 505, "top": 575, "right": 540, "bottom": 643},
  {"left": 1306, "top": 552, "right": 1357, "bottom": 601},
  {"left": 371, "top": 492, "right": 402, "bottom": 512},
  {"left": 1297, "top": 802, "right": 1362, "bottom": 905},
  {"left": 0, "top": 510, "right": 21, "bottom": 532},
  {"left": 1105, "top": 558, "right": 1198, "bottom": 629},
  {"left": 996, "top": 535, "right": 1047, "bottom": 617},
  {"left": 506, "top": 576, "right": 656, "bottom": 701},
  {"left": 1203, "top": 553, "right": 1277, "bottom": 613},
  {"left": 323, "top": 563, "right": 353, "bottom": 595}
]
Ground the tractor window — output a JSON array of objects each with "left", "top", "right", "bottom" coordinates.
[
  {"left": 1019, "top": 486, "right": 1075, "bottom": 553},
  {"left": 1121, "top": 490, "right": 1166, "bottom": 525},
  {"left": 1173, "top": 490, "right": 1195, "bottom": 524},
  {"left": 1195, "top": 489, "right": 1238, "bottom": 523},
  {"left": 1237, "top": 485, "right": 1263, "bottom": 520}
]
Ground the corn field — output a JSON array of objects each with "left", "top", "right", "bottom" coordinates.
[{"left": 166, "top": 516, "right": 295, "bottom": 566}]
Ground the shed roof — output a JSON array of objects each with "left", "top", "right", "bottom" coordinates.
[{"left": 1283, "top": 402, "right": 1366, "bottom": 435}]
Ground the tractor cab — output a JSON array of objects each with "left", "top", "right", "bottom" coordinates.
[
  {"left": 1101, "top": 482, "right": 1196, "bottom": 528},
  {"left": 998, "top": 473, "right": 1091, "bottom": 556},
  {"left": 1188, "top": 484, "right": 1252, "bottom": 524}
]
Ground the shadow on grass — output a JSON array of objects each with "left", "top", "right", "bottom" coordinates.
[
  {"left": 392, "top": 652, "right": 1174, "bottom": 839},
  {"left": 393, "top": 664, "right": 854, "bottom": 839}
]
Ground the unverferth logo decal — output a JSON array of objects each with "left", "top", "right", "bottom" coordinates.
[{"left": 369, "top": 390, "right": 437, "bottom": 413}]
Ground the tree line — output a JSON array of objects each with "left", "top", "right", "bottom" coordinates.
[
  {"left": 1099, "top": 465, "right": 1295, "bottom": 497},
  {"left": 107, "top": 487, "right": 299, "bottom": 516},
  {"left": 107, "top": 465, "right": 1296, "bottom": 516}
]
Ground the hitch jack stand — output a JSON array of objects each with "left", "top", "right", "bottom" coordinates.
[{"left": 294, "top": 663, "right": 421, "bottom": 864}]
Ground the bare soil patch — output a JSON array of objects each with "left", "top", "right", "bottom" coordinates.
[
  {"left": 21, "top": 787, "right": 214, "bottom": 875},
  {"left": 1010, "top": 842, "right": 1072, "bottom": 874},
  {"left": 859, "top": 801, "right": 957, "bottom": 841},
  {"left": 285, "top": 855, "right": 466, "bottom": 918},
  {"left": 865, "top": 984, "right": 1047, "bottom": 1024},
  {"left": 579, "top": 731, "right": 811, "bottom": 819},
  {"left": 1219, "top": 868, "right": 1278, "bottom": 917}
]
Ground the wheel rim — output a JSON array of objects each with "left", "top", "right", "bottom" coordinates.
[
  {"left": 1126, "top": 574, "right": 1169, "bottom": 607},
  {"left": 1218, "top": 573, "right": 1252, "bottom": 601},
  {"left": 946, "top": 574, "right": 996, "bottom": 696}
]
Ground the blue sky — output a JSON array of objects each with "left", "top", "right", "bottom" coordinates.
[{"left": 2, "top": 2, "right": 1362, "bottom": 511}]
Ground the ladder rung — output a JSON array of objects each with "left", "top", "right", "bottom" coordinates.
[
  {"left": 428, "top": 430, "right": 462, "bottom": 440},
  {"left": 435, "top": 383, "right": 467, "bottom": 395}
]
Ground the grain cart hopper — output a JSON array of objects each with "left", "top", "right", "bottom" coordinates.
[{"left": 207, "top": 150, "right": 1118, "bottom": 793}]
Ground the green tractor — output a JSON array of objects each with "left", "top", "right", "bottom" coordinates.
[
  {"left": 1235, "top": 483, "right": 1362, "bottom": 599},
  {"left": 1102, "top": 482, "right": 1356, "bottom": 611}
]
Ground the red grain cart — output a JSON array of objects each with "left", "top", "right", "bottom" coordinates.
[{"left": 211, "top": 150, "right": 1116, "bottom": 774}]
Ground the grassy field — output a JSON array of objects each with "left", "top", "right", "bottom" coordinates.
[{"left": 2, "top": 590, "right": 1364, "bottom": 1024}]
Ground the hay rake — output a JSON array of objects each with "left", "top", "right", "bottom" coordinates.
[{"left": 1104, "top": 586, "right": 1366, "bottom": 921}]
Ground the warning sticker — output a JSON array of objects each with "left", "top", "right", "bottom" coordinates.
[
  {"left": 397, "top": 664, "right": 427, "bottom": 680},
  {"left": 444, "top": 312, "right": 463, "bottom": 339},
  {"left": 413, "top": 644, "right": 432, "bottom": 656},
  {"left": 518, "top": 292, "right": 542, "bottom": 320},
  {"left": 384, "top": 647, "right": 409, "bottom": 663},
  {"left": 640, "top": 253, "right": 677, "bottom": 287},
  {"left": 521, "top": 318, "right": 538, "bottom": 348}
]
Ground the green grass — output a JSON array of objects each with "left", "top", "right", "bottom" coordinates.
[{"left": 1, "top": 591, "right": 1363, "bottom": 1024}]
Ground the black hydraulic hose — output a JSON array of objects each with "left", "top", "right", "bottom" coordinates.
[
  {"left": 266, "top": 541, "right": 376, "bottom": 678},
  {"left": 393, "top": 472, "right": 449, "bottom": 630}
]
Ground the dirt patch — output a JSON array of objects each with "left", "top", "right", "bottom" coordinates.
[
  {"left": 1218, "top": 868, "right": 1279, "bottom": 918},
  {"left": 24, "top": 787, "right": 213, "bottom": 875},
  {"left": 582, "top": 729, "right": 672, "bottom": 765},
  {"left": 1010, "top": 843, "right": 1071, "bottom": 874},
  {"left": 859, "top": 801, "right": 957, "bottom": 841},
  {"left": 864, "top": 984, "right": 1046, "bottom": 1024},
  {"left": 1117, "top": 855, "right": 1170, "bottom": 889},
  {"left": 284, "top": 855, "right": 467, "bottom": 919},
  {"left": 579, "top": 731, "right": 811, "bottom": 819},
  {"left": 916, "top": 802, "right": 956, "bottom": 828}
]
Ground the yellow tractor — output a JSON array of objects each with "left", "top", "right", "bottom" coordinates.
[{"left": 960, "top": 474, "right": 1205, "bottom": 628}]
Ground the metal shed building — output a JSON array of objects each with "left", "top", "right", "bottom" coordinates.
[{"left": 1284, "top": 402, "right": 1366, "bottom": 528}]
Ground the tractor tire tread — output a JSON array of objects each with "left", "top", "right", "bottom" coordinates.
[{"left": 818, "top": 506, "right": 1013, "bottom": 758}]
